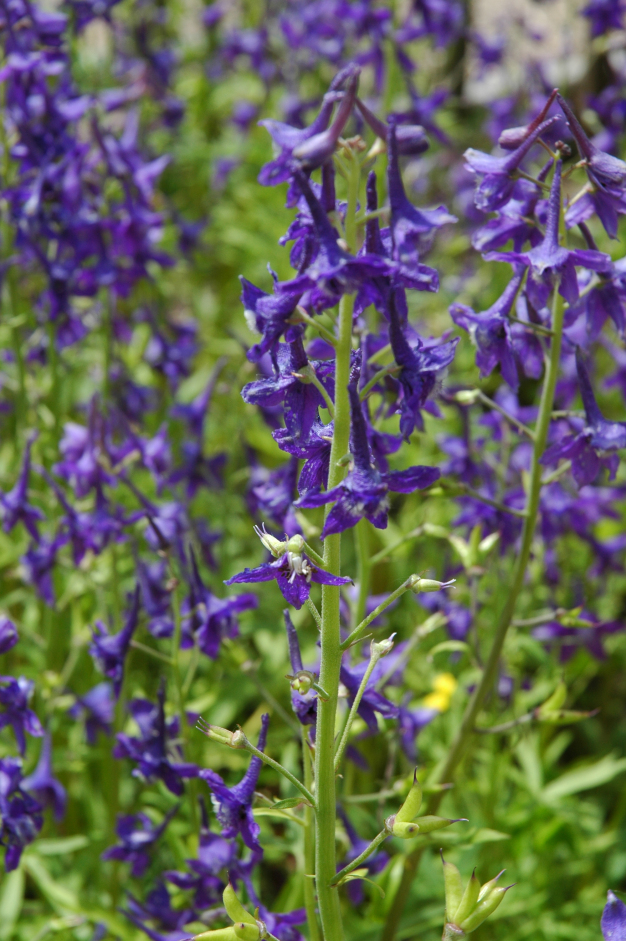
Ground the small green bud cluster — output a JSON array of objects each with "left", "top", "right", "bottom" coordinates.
[
  {"left": 442, "top": 855, "right": 514, "bottom": 937},
  {"left": 385, "top": 772, "right": 467, "bottom": 839},
  {"left": 253, "top": 525, "right": 305, "bottom": 559},
  {"left": 189, "top": 884, "right": 281, "bottom": 941},
  {"left": 196, "top": 719, "right": 248, "bottom": 749}
]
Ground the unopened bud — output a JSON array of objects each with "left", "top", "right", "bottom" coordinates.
[
  {"left": 233, "top": 924, "right": 260, "bottom": 941},
  {"left": 285, "top": 534, "right": 305, "bottom": 554},
  {"left": 371, "top": 633, "right": 396, "bottom": 660},
  {"left": 458, "top": 885, "right": 513, "bottom": 932},
  {"left": 453, "top": 870, "right": 480, "bottom": 926},
  {"left": 254, "top": 525, "right": 287, "bottom": 557},
  {"left": 224, "top": 884, "right": 257, "bottom": 928},
  {"left": 408, "top": 575, "right": 456, "bottom": 593},
  {"left": 442, "top": 853, "right": 464, "bottom": 923},
  {"left": 395, "top": 770, "right": 422, "bottom": 823},
  {"left": 454, "top": 389, "right": 480, "bottom": 405}
]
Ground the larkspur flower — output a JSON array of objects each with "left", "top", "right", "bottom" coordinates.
[
  {"left": 284, "top": 610, "right": 318, "bottom": 726},
  {"left": 297, "top": 383, "right": 440, "bottom": 536},
  {"left": 0, "top": 439, "right": 44, "bottom": 540},
  {"left": 226, "top": 531, "right": 351, "bottom": 609},
  {"left": 123, "top": 882, "right": 193, "bottom": 941},
  {"left": 0, "top": 676, "right": 44, "bottom": 755},
  {"left": 0, "top": 757, "right": 43, "bottom": 871},
  {"left": 69, "top": 682, "right": 115, "bottom": 743},
  {"left": 22, "top": 732, "right": 66, "bottom": 821},
  {"left": 102, "top": 806, "right": 177, "bottom": 877},
  {"left": 602, "top": 889, "right": 626, "bottom": 941},
  {"left": 114, "top": 685, "right": 198, "bottom": 796},
  {"left": 183, "top": 549, "right": 257, "bottom": 658},
  {"left": 90, "top": 585, "right": 140, "bottom": 697},
  {"left": 165, "top": 798, "right": 235, "bottom": 910},
  {"left": 0, "top": 617, "right": 18, "bottom": 654},
  {"left": 199, "top": 713, "right": 269, "bottom": 851}
]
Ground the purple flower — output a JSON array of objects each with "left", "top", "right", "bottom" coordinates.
[
  {"left": 0, "top": 757, "right": 43, "bottom": 871},
  {"left": 0, "top": 617, "right": 18, "bottom": 654},
  {"left": 183, "top": 550, "right": 257, "bottom": 658},
  {"left": 284, "top": 611, "right": 317, "bottom": 726},
  {"left": 0, "top": 676, "right": 44, "bottom": 755},
  {"left": 0, "top": 438, "right": 44, "bottom": 540},
  {"left": 90, "top": 585, "right": 140, "bottom": 697},
  {"left": 199, "top": 714, "right": 269, "bottom": 850},
  {"left": 602, "top": 890, "right": 626, "bottom": 941},
  {"left": 386, "top": 291, "right": 458, "bottom": 437},
  {"left": 486, "top": 161, "right": 611, "bottom": 304},
  {"left": 397, "top": 701, "right": 438, "bottom": 762},
  {"left": 240, "top": 275, "right": 304, "bottom": 363},
  {"left": 450, "top": 269, "right": 524, "bottom": 390},
  {"left": 387, "top": 125, "right": 456, "bottom": 261},
  {"left": 464, "top": 116, "right": 557, "bottom": 211},
  {"left": 114, "top": 685, "right": 198, "bottom": 796},
  {"left": 542, "top": 349, "right": 626, "bottom": 487},
  {"left": 137, "top": 561, "right": 174, "bottom": 639},
  {"left": 165, "top": 798, "right": 234, "bottom": 910},
  {"left": 102, "top": 806, "right": 177, "bottom": 877},
  {"left": 297, "top": 383, "right": 440, "bottom": 536},
  {"left": 22, "top": 732, "right": 66, "bottom": 821},
  {"left": 337, "top": 807, "right": 388, "bottom": 904},
  {"left": 226, "top": 532, "right": 351, "bottom": 609},
  {"left": 273, "top": 418, "right": 333, "bottom": 495},
  {"left": 291, "top": 68, "right": 359, "bottom": 171},
  {"left": 22, "top": 535, "right": 67, "bottom": 607},
  {"left": 123, "top": 882, "right": 193, "bottom": 941},
  {"left": 532, "top": 613, "right": 623, "bottom": 661},
  {"left": 247, "top": 455, "right": 300, "bottom": 536},
  {"left": 583, "top": 0, "right": 626, "bottom": 36},
  {"left": 340, "top": 655, "right": 399, "bottom": 733},
  {"left": 69, "top": 682, "right": 114, "bottom": 743}
]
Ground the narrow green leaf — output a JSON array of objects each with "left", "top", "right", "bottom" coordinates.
[
  {"left": 541, "top": 755, "right": 626, "bottom": 802},
  {"left": 0, "top": 867, "right": 24, "bottom": 940}
]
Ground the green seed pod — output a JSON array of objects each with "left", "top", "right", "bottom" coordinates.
[
  {"left": 477, "top": 869, "right": 505, "bottom": 903},
  {"left": 459, "top": 885, "right": 512, "bottom": 932},
  {"left": 537, "top": 680, "right": 567, "bottom": 716},
  {"left": 441, "top": 853, "right": 464, "bottom": 923},
  {"left": 452, "top": 870, "right": 480, "bottom": 926},
  {"left": 223, "top": 884, "right": 257, "bottom": 927},
  {"left": 415, "top": 815, "right": 466, "bottom": 833},
  {"left": 188, "top": 929, "right": 238, "bottom": 941},
  {"left": 390, "top": 820, "right": 421, "bottom": 839},
  {"left": 233, "top": 923, "right": 260, "bottom": 941},
  {"left": 395, "top": 771, "right": 423, "bottom": 823}
]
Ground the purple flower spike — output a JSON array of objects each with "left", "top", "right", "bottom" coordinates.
[
  {"left": 296, "top": 383, "right": 440, "bottom": 536},
  {"left": 165, "top": 796, "right": 235, "bottom": 909},
  {"left": 69, "top": 682, "right": 114, "bottom": 743},
  {"left": 114, "top": 685, "right": 198, "bottom": 796},
  {"left": 22, "top": 732, "right": 66, "bottom": 821},
  {"left": 498, "top": 89, "right": 558, "bottom": 150},
  {"left": 602, "top": 890, "right": 626, "bottom": 941},
  {"left": 450, "top": 269, "right": 525, "bottom": 390},
  {"left": 465, "top": 116, "right": 558, "bottom": 212},
  {"left": 225, "top": 533, "right": 351, "bottom": 610},
  {"left": 0, "top": 676, "right": 44, "bottom": 755},
  {"left": 388, "top": 125, "right": 456, "bottom": 259},
  {"left": 292, "top": 69, "right": 359, "bottom": 170},
  {"left": 90, "top": 585, "right": 140, "bottom": 698},
  {"left": 577, "top": 348, "right": 626, "bottom": 451},
  {"left": 0, "top": 617, "right": 18, "bottom": 654},
  {"left": 284, "top": 611, "right": 317, "bottom": 726},
  {"left": 0, "top": 757, "right": 43, "bottom": 872},
  {"left": 199, "top": 714, "right": 270, "bottom": 850},
  {"left": 102, "top": 806, "right": 177, "bottom": 877},
  {"left": 0, "top": 438, "right": 44, "bottom": 541},
  {"left": 356, "top": 99, "right": 429, "bottom": 156},
  {"left": 485, "top": 162, "right": 611, "bottom": 304},
  {"left": 389, "top": 290, "right": 458, "bottom": 436}
]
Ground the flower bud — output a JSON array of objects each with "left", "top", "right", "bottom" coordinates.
[
  {"left": 412, "top": 815, "right": 467, "bottom": 834},
  {"left": 452, "top": 870, "right": 480, "bottom": 926},
  {"left": 233, "top": 924, "right": 260, "bottom": 941},
  {"left": 395, "top": 770, "right": 422, "bottom": 823},
  {"left": 458, "top": 885, "right": 513, "bottom": 932},
  {"left": 371, "top": 633, "right": 396, "bottom": 660},
  {"left": 408, "top": 575, "right": 456, "bottom": 593},
  {"left": 253, "top": 525, "right": 287, "bottom": 557},
  {"left": 442, "top": 853, "right": 464, "bottom": 923},
  {"left": 224, "top": 884, "right": 257, "bottom": 928},
  {"left": 285, "top": 534, "right": 305, "bottom": 554}
]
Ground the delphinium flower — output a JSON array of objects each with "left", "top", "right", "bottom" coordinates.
[
  {"left": 0, "top": 617, "right": 18, "bottom": 655},
  {"left": 284, "top": 611, "right": 318, "bottom": 726},
  {"left": 68, "top": 682, "right": 115, "bottom": 743},
  {"left": 296, "top": 383, "right": 440, "bottom": 536},
  {"left": 0, "top": 676, "right": 44, "bottom": 755},
  {"left": 226, "top": 530, "right": 351, "bottom": 609},
  {"left": 602, "top": 889, "right": 626, "bottom": 941},
  {"left": 165, "top": 798, "right": 235, "bottom": 910},
  {"left": 90, "top": 585, "right": 141, "bottom": 697},
  {"left": 114, "top": 684, "right": 198, "bottom": 796},
  {"left": 182, "top": 550, "right": 257, "bottom": 658},
  {"left": 0, "top": 439, "right": 44, "bottom": 540},
  {"left": 21, "top": 731, "right": 66, "bottom": 822},
  {"left": 0, "top": 757, "right": 43, "bottom": 871},
  {"left": 123, "top": 882, "right": 194, "bottom": 941},
  {"left": 542, "top": 349, "right": 626, "bottom": 487},
  {"left": 102, "top": 806, "right": 178, "bottom": 877},
  {"left": 246, "top": 455, "right": 301, "bottom": 536},
  {"left": 583, "top": 0, "right": 626, "bottom": 38},
  {"left": 198, "top": 713, "right": 269, "bottom": 851}
]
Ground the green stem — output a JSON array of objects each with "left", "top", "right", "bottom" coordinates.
[
  {"left": 314, "top": 288, "right": 354, "bottom": 941},
  {"left": 381, "top": 286, "right": 566, "bottom": 941},
  {"left": 302, "top": 729, "right": 321, "bottom": 941},
  {"left": 334, "top": 648, "right": 380, "bottom": 771},
  {"left": 359, "top": 364, "right": 401, "bottom": 400},
  {"left": 330, "top": 830, "right": 388, "bottom": 885},
  {"left": 369, "top": 527, "right": 424, "bottom": 566},
  {"left": 306, "top": 598, "right": 323, "bottom": 631},
  {"left": 170, "top": 566, "right": 199, "bottom": 837},
  {"left": 353, "top": 519, "right": 370, "bottom": 629},
  {"left": 341, "top": 579, "right": 411, "bottom": 651},
  {"left": 244, "top": 742, "right": 315, "bottom": 806}
]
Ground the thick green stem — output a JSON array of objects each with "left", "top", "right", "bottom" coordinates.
[
  {"left": 381, "top": 287, "right": 565, "bottom": 941},
  {"left": 314, "top": 288, "right": 354, "bottom": 941},
  {"left": 302, "top": 729, "right": 321, "bottom": 941}
]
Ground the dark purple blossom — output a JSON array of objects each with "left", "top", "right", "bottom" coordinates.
[
  {"left": 397, "top": 701, "right": 438, "bottom": 763},
  {"left": 123, "top": 882, "right": 193, "bottom": 941},
  {"left": 0, "top": 617, "right": 18, "bottom": 654},
  {"left": 0, "top": 439, "right": 44, "bottom": 540},
  {"left": 137, "top": 561, "right": 173, "bottom": 639},
  {"left": 22, "top": 732, "right": 66, "bottom": 821},
  {"left": 247, "top": 455, "right": 300, "bottom": 535},
  {"left": 297, "top": 384, "right": 440, "bottom": 536},
  {"left": 340, "top": 655, "right": 399, "bottom": 733},
  {"left": 0, "top": 676, "right": 44, "bottom": 755},
  {"left": 199, "top": 714, "right": 269, "bottom": 850},
  {"left": 273, "top": 419, "right": 333, "bottom": 495},
  {"left": 486, "top": 161, "right": 611, "bottom": 304},
  {"left": 102, "top": 806, "right": 177, "bottom": 877},
  {"left": 284, "top": 611, "right": 317, "bottom": 726},
  {"left": 240, "top": 275, "right": 304, "bottom": 364},
  {"left": 182, "top": 550, "right": 257, "bottom": 658},
  {"left": 22, "top": 534, "right": 67, "bottom": 606},
  {"left": 114, "top": 685, "right": 198, "bottom": 796},
  {"left": 90, "top": 585, "right": 140, "bottom": 697},
  {"left": 602, "top": 890, "right": 626, "bottom": 941},
  {"left": 0, "top": 757, "right": 43, "bottom": 872},
  {"left": 69, "top": 682, "right": 115, "bottom": 743}
]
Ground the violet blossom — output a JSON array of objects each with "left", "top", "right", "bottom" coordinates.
[
  {"left": 90, "top": 585, "right": 141, "bottom": 697},
  {"left": 0, "top": 675, "right": 44, "bottom": 755},
  {"left": 602, "top": 889, "right": 626, "bottom": 941},
  {"left": 0, "top": 757, "right": 43, "bottom": 871},
  {"left": 22, "top": 732, "right": 66, "bottom": 821},
  {"left": 0, "top": 617, "right": 18, "bottom": 655},
  {"left": 102, "top": 806, "right": 177, "bottom": 877},
  {"left": 69, "top": 682, "right": 115, "bottom": 743}
]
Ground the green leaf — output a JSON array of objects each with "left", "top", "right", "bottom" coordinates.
[
  {"left": 271, "top": 797, "right": 311, "bottom": 810},
  {"left": 22, "top": 855, "right": 80, "bottom": 914},
  {"left": 34, "top": 836, "right": 89, "bottom": 856},
  {"left": 428, "top": 641, "right": 470, "bottom": 658},
  {"left": 252, "top": 808, "right": 305, "bottom": 826},
  {"left": 0, "top": 867, "right": 24, "bottom": 940},
  {"left": 470, "top": 828, "right": 511, "bottom": 844},
  {"left": 541, "top": 755, "right": 626, "bottom": 803}
]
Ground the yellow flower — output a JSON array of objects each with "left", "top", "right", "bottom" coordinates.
[{"left": 423, "top": 672, "right": 457, "bottom": 712}]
